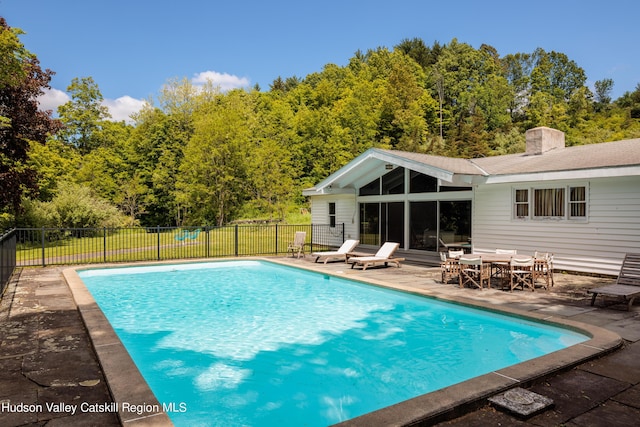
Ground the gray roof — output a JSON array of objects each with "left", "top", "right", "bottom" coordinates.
[
  {"left": 381, "top": 138, "right": 640, "bottom": 178},
  {"left": 473, "top": 138, "right": 640, "bottom": 176},
  {"left": 376, "top": 149, "right": 486, "bottom": 175},
  {"left": 304, "top": 137, "right": 640, "bottom": 194}
]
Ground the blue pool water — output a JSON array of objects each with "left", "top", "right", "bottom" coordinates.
[{"left": 79, "top": 260, "right": 588, "bottom": 426}]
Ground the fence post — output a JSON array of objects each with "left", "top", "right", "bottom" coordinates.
[
  {"left": 157, "top": 225, "right": 161, "bottom": 260},
  {"left": 41, "top": 226, "right": 46, "bottom": 267},
  {"left": 234, "top": 224, "right": 239, "bottom": 257},
  {"left": 206, "top": 227, "right": 210, "bottom": 258},
  {"left": 103, "top": 227, "right": 107, "bottom": 263},
  {"left": 275, "top": 223, "right": 278, "bottom": 255}
]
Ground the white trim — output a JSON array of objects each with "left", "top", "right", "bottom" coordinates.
[{"left": 481, "top": 165, "right": 640, "bottom": 185}]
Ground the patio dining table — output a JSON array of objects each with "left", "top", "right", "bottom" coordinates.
[
  {"left": 456, "top": 253, "right": 551, "bottom": 290},
  {"left": 466, "top": 253, "right": 531, "bottom": 263}
]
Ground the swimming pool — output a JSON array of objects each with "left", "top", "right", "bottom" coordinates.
[{"left": 77, "top": 260, "right": 590, "bottom": 426}]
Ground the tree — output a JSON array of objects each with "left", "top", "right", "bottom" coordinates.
[
  {"left": 247, "top": 93, "right": 296, "bottom": 219},
  {"left": 529, "top": 48, "right": 586, "bottom": 102},
  {"left": 430, "top": 39, "right": 509, "bottom": 150},
  {"left": 115, "top": 172, "right": 146, "bottom": 225},
  {"left": 0, "top": 19, "right": 28, "bottom": 99},
  {"left": 501, "top": 52, "right": 534, "bottom": 120},
  {"left": 0, "top": 17, "right": 61, "bottom": 219},
  {"left": 129, "top": 78, "right": 216, "bottom": 226},
  {"left": 128, "top": 106, "right": 183, "bottom": 226},
  {"left": 56, "top": 76, "right": 111, "bottom": 153},
  {"left": 176, "top": 90, "right": 253, "bottom": 226},
  {"left": 525, "top": 91, "right": 569, "bottom": 130},
  {"left": 394, "top": 37, "right": 442, "bottom": 69},
  {"left": 26, "top": 137, "right": 78, "bottom": 201},
  {"left": 379, "top": 50, "right": 436, "bottom": 151},
  {"left": 594, "top": 78, "right": 614, "bottom": 106}
]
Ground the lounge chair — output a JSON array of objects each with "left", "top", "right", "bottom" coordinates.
[
  {"left": 286, "top": 231, "right": 307, "bottom": 258},
  {"left": 588, "top": 253, "right": 640, "bottom": 310},
  {"left": 349, "top": 242, "right": 404, "bottom": 271},
  {"left": 312, "top": 240, "right": 359, "bottom": 264},
  {"left": 175, "top": 228, "right": 200, "bottom": 242}
]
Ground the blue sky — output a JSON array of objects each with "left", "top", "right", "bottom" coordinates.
[{"left": 3, "top": 0, "right": 639, "bottom": 121}]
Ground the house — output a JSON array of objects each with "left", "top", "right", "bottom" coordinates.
[{"left": 303, "top": 127, "right": 640, "bottom": 275}]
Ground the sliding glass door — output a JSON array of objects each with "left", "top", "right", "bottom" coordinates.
[
  {"left": 409, "top": 201, "right": 438, "bottom": 251},
  {"left": 439, "top": 200, "right": 471, "bottom": 246},
  {"left": 359, "top": 202, "right": 404, "bottom": 247}
]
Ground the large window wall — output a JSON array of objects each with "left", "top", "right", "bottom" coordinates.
[{"left": 358, "top": 167, "right": 472, "bottom": 251}]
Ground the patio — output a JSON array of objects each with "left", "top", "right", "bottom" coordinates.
[{"left": 1, "top": 259, "right": 639, "bottom": 426}]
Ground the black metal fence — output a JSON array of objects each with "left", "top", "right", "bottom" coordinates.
[
  {"left": 1, "top": 229, "right": 17, "bottom": 295},
  {"left": 13, "top": 223, "right": 345, "bottom": 268}
]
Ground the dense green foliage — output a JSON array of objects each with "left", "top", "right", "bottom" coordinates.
[
  {"left": 0, "top": 17, "right": 61, "bottom": 228},
  {"left": 19, "top": 182, "right": 128, "bottom": 229},
  {"left": 2, "top": 16, "right": 640, "bottom": 229}
]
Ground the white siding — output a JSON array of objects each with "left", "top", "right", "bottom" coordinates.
[
  {"left": 473, "top": 176, "right": 640, "bottom": 275},
  {"left": 310, "top": 195, "right": 358, "bottom": 247}
]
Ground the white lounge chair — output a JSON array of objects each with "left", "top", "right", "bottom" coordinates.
[
  {"left": 312, "top": 240, "right": 360, "bottom": 264},
  {"left": 349, "top": 242, "right": 404, "bottom": 271}
]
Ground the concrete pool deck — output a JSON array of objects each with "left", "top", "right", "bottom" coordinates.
[{"left": 1, "top": 258, "right": 639, "bottom": 426}]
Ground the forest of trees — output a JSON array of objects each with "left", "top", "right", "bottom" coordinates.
[{"left": 2, "top": 16, "right": 640, "bottom": 231}]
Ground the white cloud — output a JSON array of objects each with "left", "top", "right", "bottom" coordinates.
[
  {"left": 38, "top": 88, "right": 146, "bottom": 124},
  {"left": 192, "top": 70, "right": 251, "bottom": 91},
  {"left": 37, "top": 87, "right": 70, "bottom": 112},
  {"left": 102, "top": 96, "right": 147, "bottom": 123}
]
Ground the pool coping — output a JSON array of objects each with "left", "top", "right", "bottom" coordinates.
[{"left": 63, "top": 258, "right": 623, "bottom": 426}]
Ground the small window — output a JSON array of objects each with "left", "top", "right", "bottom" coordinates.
[
  {"left": 329, "top": 202, "right": 336, "bottom": 228},
  {"left": 515, "top": 189, "right": 529, "bottom": 218},
  {"left": 569, "top": 186, "right": 586, "bottom": 218},
  {"left": 439, "top": 185, "right": 471, "bottom": 192},
  {"left": 410, "top": 171, "right": 437, "bottom": 193},
  {"left": 359, "top": 178, "right": 380, "bottom": 196},
  {"left": 382, "top": 167, "right": 405, "bottom": 194}
]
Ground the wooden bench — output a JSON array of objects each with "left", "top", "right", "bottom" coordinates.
[{"left": 588, "top": 253, "right": 640, "bottom": 310}]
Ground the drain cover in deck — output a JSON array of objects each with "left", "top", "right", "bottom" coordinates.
[{"left": 488, "top": 387, "right": 554, "bottom": 418}]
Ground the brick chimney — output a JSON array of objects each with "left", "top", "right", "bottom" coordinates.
[{"left": 525, "top": 127, "right": 565, "bottom": 155}]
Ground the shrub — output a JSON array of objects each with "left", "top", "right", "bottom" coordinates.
[{"left": 20, "top": 182, "right": 128, "bottom": 230}]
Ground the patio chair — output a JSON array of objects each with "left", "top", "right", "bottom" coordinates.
[
  {"left": 449, "top": 249, "right": 464, "bottom": 258},
  {"left": 312, "top": 240, "right": 359, "bottom": 264},
  {"left": 509, "top": 257, "right": 535, "bottom": 292},
  {"left": 492, "top": 249, "right": 517, "bottom": 282},
  {"left": 440, "top": 252, "right": 460, "bottom": 284},
  {"left": 588, "top": 253, "right": 640, "bottom": 310},
  {"left": 459, "top": 256, "right": 490, "bottom": 289},
  {"left": 349, "top": 242, "right": 404, "bottom": 271},
  {"left": 287, "top": 231, "right": 307, "bottom": 258},
  {"left": 534, "top": 251, "right": 554, "bottom": 290}
]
